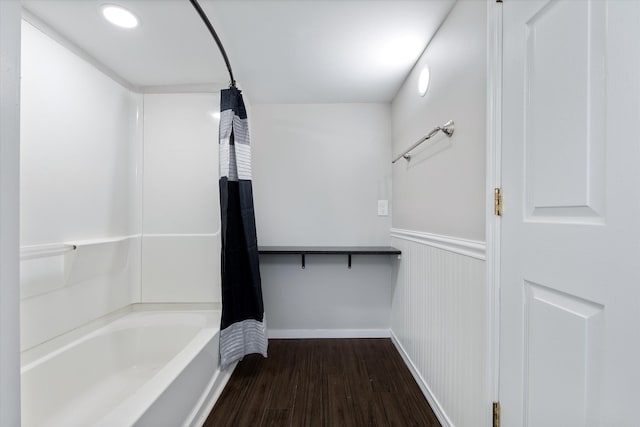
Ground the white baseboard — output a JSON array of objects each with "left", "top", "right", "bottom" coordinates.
[
  {"left": 188, "top": 362, "right": 237, "bottom": 427},
  {"left": 268, "top": 328, "right": 390, "bottom": 339},
  {"left": 390, "top": 330, "right": 454, "bottom": 427}
]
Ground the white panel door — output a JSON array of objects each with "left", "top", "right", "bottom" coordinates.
[{"left": 500, "top": 0, "right": 640, "bottom": 426}]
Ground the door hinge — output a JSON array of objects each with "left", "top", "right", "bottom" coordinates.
[
  {"left": 494, "top": 188, "right": 502, "bottom": 216},
  {"left": 493, "top": 401, "right": 501, "bottom": 427}
]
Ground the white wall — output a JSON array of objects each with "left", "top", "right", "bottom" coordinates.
[
  {"left": 0, "top": 0, "right": 22, "bottom": 424},
  {"left": 251, "top": 103, "right": 392, "bottom": 334},
  {"left": 19, "top": 21, "right": 142, "bottom": 350},
  {"left": 389, "top": 1, "right": 487, "bottom": 426},
  {"left": 261, "top": 254, "right": 391, "bottom": 335},
  {"left": 392, "top": 1, "right": 486, "bottom": 241},
  {"left": 252, "top": 103, "right": 392, "bottom": 246},
  {"left": 141, "top": 93, "right": 221, "bottom": 303}
]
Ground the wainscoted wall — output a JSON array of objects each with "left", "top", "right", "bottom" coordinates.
[
  {"left": 389, "top": 1, "right": 488, "bottom": 425},
  {"left": 390, "top": 231, "right": 486, "bottom": 426},
  {"left": 141, "top": 93, "right": 221, "bottom": 303},
  {"left": 19, "top": 20, "right": 142, "bottom": 350}
]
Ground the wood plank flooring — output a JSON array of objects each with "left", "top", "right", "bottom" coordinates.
[{"left": 204, "top": 339, "right": 441, "bottom": 427}]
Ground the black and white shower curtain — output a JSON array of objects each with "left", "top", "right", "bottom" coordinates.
[{"left": 218, "top": 87, "right": 267, "bottom": 368}]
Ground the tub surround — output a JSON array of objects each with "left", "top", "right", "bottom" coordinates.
[
  {"left": 141, "top": 93, "right": 220, "bottom": 304},
  {"left": 20, "top": 235, "right": 142, "bottom": 351},
  {"left": 19, "top": 19, "right": 228, "bottom": 426},
  {"left": 20, "top": 21, "right": 222, "bottom": 353},
  {"left": 20, "top": 19, "right": 142, "bottom": 351}
]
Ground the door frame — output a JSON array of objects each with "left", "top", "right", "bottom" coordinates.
[
  {"left": 485, "top": 0, "right": 503, "bottom": 425},
  {"left": 0, "top": 0, "right": 22, "bottom": 425}
]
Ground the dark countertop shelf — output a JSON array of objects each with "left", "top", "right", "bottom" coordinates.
[
  {"left": 258, "top": 246, "right": 401, "bottom": 269},
  {"left": 258, "top": 246, "right": 401, "bottom": 255}
]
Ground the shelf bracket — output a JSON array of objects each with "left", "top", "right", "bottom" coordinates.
[
  {"left": 301, "top": 254, "right": 305, "bottom": 269},
  {"left": 348, "top": 254, "right": 352, "bottom": 269}
]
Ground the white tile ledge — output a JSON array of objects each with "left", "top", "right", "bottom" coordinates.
[{"left": 391, "top": 228, "right": 486, "bottom": 260}]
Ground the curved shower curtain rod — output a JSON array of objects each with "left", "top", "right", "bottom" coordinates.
[{"left": 188, "top": 0, "right": 237, "bottom": 88}]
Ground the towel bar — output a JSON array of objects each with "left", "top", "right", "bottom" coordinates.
[{"left": 392, "top": 120, "right": 455, "bottom": 163}]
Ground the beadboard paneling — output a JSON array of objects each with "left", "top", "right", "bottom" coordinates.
[{"left": 391, "top": 234, "right": 486, "bottom": 427}]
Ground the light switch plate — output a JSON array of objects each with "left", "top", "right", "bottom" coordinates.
[{"left": 377, "top": 200, "right": 389, "bottom": 216}]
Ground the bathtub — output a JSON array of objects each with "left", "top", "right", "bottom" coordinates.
[{"left": 21, "top": 306, "right": 229, "bottom": 427}]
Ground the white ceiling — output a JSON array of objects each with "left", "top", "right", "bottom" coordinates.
[{"left": 22, "top": 0, "right": 454, "bottom": 103}]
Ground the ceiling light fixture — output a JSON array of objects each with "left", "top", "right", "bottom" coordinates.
[
  {"left": 101, "top": 5, "right": 139, "bottom": 29},
  {"left": 418, "top": 66, "right": 430, "bottom": 97}
]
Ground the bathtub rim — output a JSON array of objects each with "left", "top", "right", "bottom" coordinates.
[{"left": 21, "top": 302, "right": 220, "bottom": 366}]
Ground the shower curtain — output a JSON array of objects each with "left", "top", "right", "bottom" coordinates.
[{"left": 218, "top": 87, "right": 267, "bottom": 368}]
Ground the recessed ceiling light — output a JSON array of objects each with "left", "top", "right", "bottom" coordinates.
[
  {"left": 101, "top": 5, "right": 139, "bottom": 29},
  {"left": 418, "top": 66, "right": 430, "bottom": 97}
]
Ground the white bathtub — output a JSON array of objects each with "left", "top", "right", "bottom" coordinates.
[{"left": 21, "top": 307, "right": 227, "bottom": 427}]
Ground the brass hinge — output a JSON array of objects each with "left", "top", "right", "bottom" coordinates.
[
  {"left": 493, "top": 401, "right": 501, "bottom": 427},
  {"left": 494, "top": 188, "right": 502, "bottom": 216}
]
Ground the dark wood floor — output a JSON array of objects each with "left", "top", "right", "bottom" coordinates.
[{"left": 204, "top": 339, "right": 440, "bottom": 427}]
